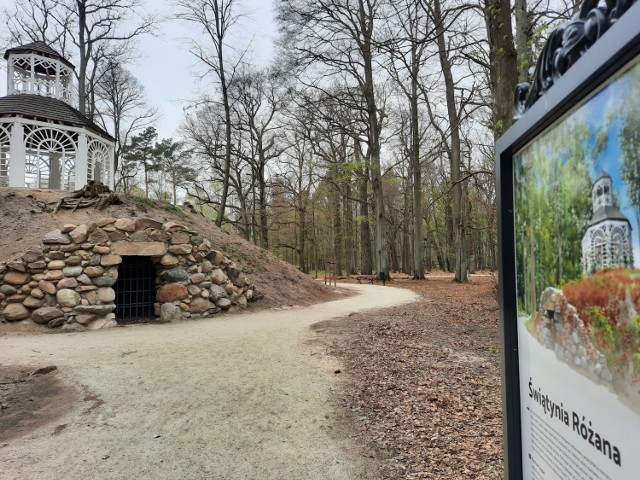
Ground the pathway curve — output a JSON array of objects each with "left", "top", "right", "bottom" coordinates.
[{"left": 0, "top": 283, "right": 418, "bottom": 480}]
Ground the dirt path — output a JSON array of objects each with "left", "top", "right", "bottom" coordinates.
[{"left": 0, "top": 284, "right": 418, "bottom": 480}]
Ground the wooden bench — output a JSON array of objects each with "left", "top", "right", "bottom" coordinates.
[{"left": 356, "top": 275, "right": 377, "bottom": 284}]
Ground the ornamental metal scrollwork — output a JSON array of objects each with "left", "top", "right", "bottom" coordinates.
[{"left": 514, "top": 0, "right": 638, "bottom": 119}]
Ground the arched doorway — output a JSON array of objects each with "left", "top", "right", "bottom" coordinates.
[{"left": 114, "top": 256, "right": 157, "bottom": 322}]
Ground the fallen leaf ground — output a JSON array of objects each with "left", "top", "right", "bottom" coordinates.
[{"left": 315, "top": 273, "right": 504, "bottom": 479}]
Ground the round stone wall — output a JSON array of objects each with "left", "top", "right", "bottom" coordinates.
[{"left": 0, "top": 217, "right": 259, "bottom": 330}]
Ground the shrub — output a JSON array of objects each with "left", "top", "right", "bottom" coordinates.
[{"left": 563, "top": 268, "right": 640, "bottom": 327}]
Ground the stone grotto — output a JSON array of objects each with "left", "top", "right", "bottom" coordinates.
[{"left": 0, "top": 217, "right": 259, "bottom": 330}]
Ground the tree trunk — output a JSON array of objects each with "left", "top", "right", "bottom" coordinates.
[
  {"left": 258, "top": 159, "right": 269, "bottom": 248},
  {"left": 332, "top": 179, "right": 343, "bottom": 275},
  {"left": 485, "top": 0, "right": 518, "bottom": 136},
  {"left": 217, "top": 55, "right": 232, "bottom": 227},
  {"left": 298, "top": 205, "right": 307, "bottom": 272},
  {"left": 434, "top": 0, "right": 467, "bottom": 282},
  {"left": 355, "top": 139, "right": 373, "bottom": 274},
  {"left": 402, "top": 188, "right": 411, "bottom": 274},
  {"left": 77, "top": 0, "right": 87, "bottom": 115},
  {"left": 344, "top": 183, "right": 357, "bottom": 274},
  {"left": 359, "top": 1, "right": 386, "bottom": 280},
  {"left": 514, "top": 0, "right": 532, "bottom": 82},
  {"left": 410, "top": 44, "right": 424, "bottom": 279}
]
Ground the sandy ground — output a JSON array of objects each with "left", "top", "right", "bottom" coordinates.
[{"left": 0, "top": 284, "right": 418, "bottom": 480}]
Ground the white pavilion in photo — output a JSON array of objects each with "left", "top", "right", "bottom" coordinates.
[
  {"left": 581, "top": 171, "right": 634, "bottom": 274},
  {"left": 0, "top": 41, "right": 114, "bottom": 190}
]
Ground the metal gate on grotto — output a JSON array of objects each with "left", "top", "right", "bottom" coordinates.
[{"left": 114, "top": 256, "right": 157, "bottom": 322}]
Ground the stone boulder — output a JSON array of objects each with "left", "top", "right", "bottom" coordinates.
[
  {"left": 57, "top": 289, "right": 81, "bottom": 307},
  {"left": 74, "top": 304, "right": 116, "bottom": 315},
  {"left": 47, "top": 260, "right": 66, "bottom": 270},
  {"left": 114, "top": 218, "right": 136, "bottom": 232},
  {"left": 160, "top": 254, "right": 179, "bottom": 266},
  {"left": 160, "top": 268, "right": 189, "bottom": 282},
  {"left": 31, "top": 307, "right": 64, "bottom": 324},
  {"left": 226, "top": 267, "right": 241, "bottom": 283},
  {"left": 109, "top": 231, "right": 128, "bottom": 242},
  {"left": 168, "top": 244, "right": 193, "bottom": 255},
  {"left": 97, "top": 287, "right": 116, "bottom": 303},
  {"left": 85, "top": 266, "right": 105, "bottom": 278},
  {"left": 157, "top": 284, "right": 189, "bottom": 302},
  {"left": 189, "top": 297, "right": 215, "bottom": 313},
  {"left": 22, "top": 248, "right": 43, "bottom": 263},
  {"left": 38, "top": 280, "right": 57, "bottom": 295},
  {"left": 88, "top": 318, "right": 118, "bottom": 330},
  {"left": 129, "top": 231, "right": 150, "bottom": 242},
  {"left": 23, "top": 296, "right": 44, "bottom": 309},
  {"left": 237, "top": 295, "right": 248, "bottom": 308},
  {"left": 88, "top": 228, "right": 109, "bottom": 243},
  {"left": 170, "top": 231, "right": 191, "bottom": 244},
  {"left": 69, "top": 225, "right": 89, "bottom": 244},
  {"left": 135, "top": 218, "right": 164, "bottom": 230},
  {"left": 48, "top": 317, "right": 66, "bottom": 328},
  {"left": 2, "top": 304, "right": 30, "bottom": 321},
  {"left": 190, "top": 273, "right": 206, "bottom": 284},
  {"left": 210, "top": 269, "right": 228, "bottom": 285},
  {"left": 0, "top": 285, "right": 17, "bottom": 295},
  {"left": 160, "top": 303, "right": 183, "bottom": 322},
  {"left": 44, "top": 270, "right": 64, "bottom": 281},
  {"left": 100, "top": 255, "right": 122, "bottom": 267},
  {"left": 93, "top": 276, "right": 117, "bottom": 287},
  {"left": 43, "top": 230, "right": 72, "bottom": 245},
  {"left": 209, "top": 285, "right": 226, "bottom": 301},
  {"left": 3, "top": 271, "right": 31, "bottom": 285},
  {"left": 216, "top": 298, "right": 232, "bottom": 310},
  {"left": 58, "top": 277, "right": 78, "bottom": 289},
  {"left": 63, "top": 266, "right": 83, "bottom": 277}
]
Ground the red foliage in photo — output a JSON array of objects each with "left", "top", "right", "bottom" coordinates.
[{"left": 563, "top": 268, "right": 640, "bottom": 326}]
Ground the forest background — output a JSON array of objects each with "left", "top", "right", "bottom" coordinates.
[
  {"left": 0, "top": 0, "right": 586, "bottom": 281},
  {"left": 515, "top": 62, "right": 640, "bottom": 314}
]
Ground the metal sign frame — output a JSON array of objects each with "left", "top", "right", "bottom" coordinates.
[{"left": 496, "top": 3, "right": 640, "bottom": 478}]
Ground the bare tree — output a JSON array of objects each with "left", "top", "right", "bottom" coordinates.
[
  {"left": 383, "top": 0, "right": 436, "bottom": 279},
  {"left": 272, "top": 103, "right": 320, "bottom": 272},
  {"left": 4, "top": 0, "right": 71, "bottom": 52},
  {"left": 177, "top": 0, "right": 244, "bottom": 227},
  {"left": 230, "top": 68, "right": 288, "bottom": 248},
  {"left": 181, "top": 102, "right": 255, "bottom": 236},
  {"left": 62, "top": 0, "right": 155, "bottom": 117},
  {"left": 95, "top": 61, "right": 157, "bottom": 189},
  {"left": 277, "top": 0, "right": 388, "bottom": 279}
]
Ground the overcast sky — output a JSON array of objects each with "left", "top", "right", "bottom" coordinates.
[
  {"left": 0, "top": 0, "right": 277, "bottom": 140},
  {"left": 138, "top": 0, "right": 277, "bottom": 139}
]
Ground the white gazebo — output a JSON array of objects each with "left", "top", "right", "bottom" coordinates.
[
  {"left": 0, "top": 41, "right": 114, "bottom": 190},
  {"left": 581, "top": 171, "right": 634, "bottom": 274}
]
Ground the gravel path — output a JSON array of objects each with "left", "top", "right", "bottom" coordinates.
[{"left": 0, "top": 284, "right": 418, "bottom": 480}]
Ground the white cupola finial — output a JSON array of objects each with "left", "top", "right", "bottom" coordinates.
[
  {"left": 4, "top": 41, "right": 75, "bottom": 106},
  {"left": 592, "top": 171, "right": 613, "bottom": 211}
]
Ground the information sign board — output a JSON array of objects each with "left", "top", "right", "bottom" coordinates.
[{"left": 497, "top": 3, "right": 640, "bottom": 479}]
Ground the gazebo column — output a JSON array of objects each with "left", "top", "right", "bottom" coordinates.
[
  {"left": 76, "top": 132, "right": 88, "bottom": 188},
  {"left": 6, "top": 60, "right": 12, "bottom": 95},
  {"left": 8, "top": 122, "right": 25, "bottom": 187},
  {"left": 108, "top": 146, "right": 115, "bottom": 190}
]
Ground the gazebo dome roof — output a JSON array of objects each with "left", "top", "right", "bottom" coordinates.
[
  {"left": 0, "top": 94, "right": 113, "bottom": 140},
  {"left": 586, "top": 205, "right": 631, "bottom": 229},
  {"left": 4, "top": 41, "right": 75, "bottom": 71},
  {"left": 595, "top": 170, "right": 612, "bottom": 182}
]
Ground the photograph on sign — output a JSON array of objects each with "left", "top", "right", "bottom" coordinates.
[{"left": 514, "top": 55, "right": 640, "bottom": 479}]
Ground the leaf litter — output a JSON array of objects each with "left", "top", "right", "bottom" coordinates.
[{"left": 315, "top": 273, "right": 503, "bottom": 479}]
